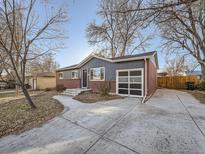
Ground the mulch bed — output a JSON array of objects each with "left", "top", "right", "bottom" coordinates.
[
  {"left": 73, "top": 92, "right": 124, "bottom": 103},
  {"left": 0, "top": 91, "right": 64, "bottom": 138}
]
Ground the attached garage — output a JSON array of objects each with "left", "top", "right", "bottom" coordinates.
[{"left": 116, "top": 69, "right": 143, "bottom": 97}]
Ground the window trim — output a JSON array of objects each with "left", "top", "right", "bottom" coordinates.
[
  {"left": 59, "top": 72, "right": 64, "bottom": 80},
  {"left": 71, "top": 70, "right": 79, "bottom": 79},
  {"left": 90, "top": 67, "right": 105, "bottom": 81}
]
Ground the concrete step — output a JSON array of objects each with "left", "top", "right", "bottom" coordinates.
[{"left": 62, "top": 88, "right": 92, "bottom": 97}]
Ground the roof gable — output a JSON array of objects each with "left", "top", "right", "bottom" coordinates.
[{"left": 57, "top": 51, "right": 158, "bottom": 71}]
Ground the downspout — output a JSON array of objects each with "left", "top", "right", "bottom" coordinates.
[{"left": 142, "top": 58, "right": 148, "bottom": 103}]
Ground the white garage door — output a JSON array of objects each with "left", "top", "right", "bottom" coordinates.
[{"left": 116, "top": 69, "right": 143, "bottom": 97}]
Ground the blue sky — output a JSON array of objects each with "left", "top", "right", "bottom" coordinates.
[{"left": 52, "top": 0, "right": 165, "bottom": 69}]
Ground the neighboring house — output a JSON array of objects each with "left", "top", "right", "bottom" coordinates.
[
  {"left": 0, "top": 81, "right": 7, "bottom": 90},
  {"left": 185, "top": 70, "right": 202, "bottom": 79},
  {"left": 27, "top": 72, "right": 56, "bottom": 90},
  {"left": 157, "top": 70, "right": 168, "bottom": 77},
  {"left": 56, "top": 51, "right": 158, "bottom": 97},
  {"left": 0, "top": 79, "right": 15, "bottom": 90}
]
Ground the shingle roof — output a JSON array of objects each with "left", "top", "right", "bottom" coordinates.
[
  {"left": 36, "top": 72, "right": 56, "bottom": 77},
  {"left": 110, "top": 51, "right": 156, "bottom": 60},
  {"left": 56, "top": 64, "right": 78, "bottom": 71},
  {"left": 56, "top": 51, "right": 158, "bottom": 71}
]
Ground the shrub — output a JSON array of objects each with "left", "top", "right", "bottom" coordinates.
[
  {"left": 97, "top": 81, "right": 111, "bottom": 96},
  {"left": 44, "top": 88, "right": 53, "bottom": 91},
  {"left": 25, "top": 84, "right": 31, "bottom": 89},
  {"left": 56, "top": 84, "right": 66, "bottom": 92},
  {"left": 196, "top": 81, "right": 205, "bottom": 90}
]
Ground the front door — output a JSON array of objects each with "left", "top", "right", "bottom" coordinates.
[{"left": 82, "top": 69, "right": 87, "bottom": 88}]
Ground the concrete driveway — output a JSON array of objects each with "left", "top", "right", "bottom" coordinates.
[{"left": 0, "top": 89, "right": 205, "bottom": 154}]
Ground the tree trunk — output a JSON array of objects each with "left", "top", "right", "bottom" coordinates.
[
  {"left": 201, "top": 63, "right": 205, "bottom": 80},
  {"left": 16, "top": 85, "right": 19, "bottom": 97},
  {"left": 21, "top": 86, "right": 36, "bottom": 109}
]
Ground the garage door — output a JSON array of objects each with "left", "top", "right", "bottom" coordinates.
[{"left": 116, "top": 69, "right": 143, "bottom": 97}]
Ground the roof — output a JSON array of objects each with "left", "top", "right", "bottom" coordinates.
[
  {"left": 186, "top": 70, "right": 201, "bottom": 76},
  {"left": 57, "top": 64, "right": 78, "bottom": 72},
  {"left": 57, "top": 51, "right": 158, "bottom": 71},
  {"left": 36, "top": 72, "right": 56, "bottom": 77},
  {"left": 110, "top": 51, "right": 156, "bottom": 60}
]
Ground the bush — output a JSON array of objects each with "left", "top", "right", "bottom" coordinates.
[
  {"left": 44, "top": 88, "right": 53, "bottom": 91},
  {"left": 196, "top": 81, "right": 205, "bottom": 90},
  {"left": 56, "top": 84, "right": 66, "bottom": 92},
  {"left": 25, "top": 84, "right": 31, "bottom": 89},
  {"left": 97, "top": 81, "right": 111, "bottom": 96}
]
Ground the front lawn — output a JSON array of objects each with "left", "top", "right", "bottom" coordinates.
[
  {"left": 73, "top": 92, "right": 123, "bottom": 103},
  {"left": 0, "top": 90, "right": 44, "bottom": 99},
  {"left": 0, "top": 91, "right": 64, "bottom": 138}
]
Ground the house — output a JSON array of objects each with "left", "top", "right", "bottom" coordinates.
[
  {"left": 27, "top": 72, "right": 56, "bottom": 90},
  {"left": 56, "top": 51, "right": 158, "bottom": 97},
  {"left": 0, "top": 81, "right": 7, "bottom": 90},
  {"left": 0, "top": 79, "right": 15, "bottom": 90},
  {"left": 157, "top": 70, "right": 168, "bottom": 77},
  {"left": 185, "top": 70, "right": 202, "bottom": 79}
]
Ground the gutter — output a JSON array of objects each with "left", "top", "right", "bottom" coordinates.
[{"left": 142, "top": 58, "right": 148, "bottom": 103}]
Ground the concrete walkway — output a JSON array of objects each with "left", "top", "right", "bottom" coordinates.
[{"left": 0, "top": 89, "right": 205, "bottom": 154}]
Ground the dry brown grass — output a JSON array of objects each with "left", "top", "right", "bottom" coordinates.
[
  {"left": 73, "top": 92, "right": 123, "bottom": 103},
  {"left": 0, "top": 91, "right": 44, "bottom": 104},
  {"left": 0, "top": 91, "right": 64, "bottom": 138},
  {"left": 188, "top": 90, "right": 205, "bottom": 104}
]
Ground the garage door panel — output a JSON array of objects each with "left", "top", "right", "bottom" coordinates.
[
  {"left": 130, "top": 77, "right": 141, "bottom": 83},
  {"left": 130, "top": 90, "right": 142, "bottom": 95},
  {"left": 118, "top": 89, "right": 128, "bottom": 94},
  {"left": 119, "top": 83, "right": 128, "bottom": 88},
  {"left": 119, "top": 71, "right": 128, "bottom": 76},
  {"left": 117, "top": 69, "right": 143, "bottom": 97},
  {"left": 130, "top": 83, "right": 141, "bottom": 89},
  {"left": 118, "top": 77, "right": 128, "bottom": 82},
  {"left": 130, "top": 70, "right": 141, "bottom": 76}
]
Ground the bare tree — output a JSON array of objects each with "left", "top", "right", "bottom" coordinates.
[
  {"left": 166, "top": 53, "right": 200, "bottom": 76},
  {"left": 165, "top": 54, "right": 187, "bottom": 76},
  {"left": 86, "top": 0, "right": 152, "bottom": 58},
  {"left": 152, "top": 0, "right": 205, "bottom": 78},
  {"left": 0, "top": 0, "right": 68, "bottom": 109},
  {"left": 27, "top": 53, "right": 60, "bottom": 76},
  {"left": 118, "top": 0, "right": 205, "bottom": 79}
]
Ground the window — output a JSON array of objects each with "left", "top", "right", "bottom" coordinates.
[
  {"left": 90, "top": 67, "right": 105, "bottom": 81},
  {"left": 59, "top": 72, "right": 63, "bottom": 79},
  {"left": 71, "top": 70, "right": 78, "bottom": 79}
]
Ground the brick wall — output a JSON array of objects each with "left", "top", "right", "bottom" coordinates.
[
  {"left": 56, "top": 72, "right": 81, "bottom": 88},
  {"left": 89, "top": 81, "right": 116, "bottom": 93},
  {"left": 147, "top": 59, "right": 157, "bottom": 96}
]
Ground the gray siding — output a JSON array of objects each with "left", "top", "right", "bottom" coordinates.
[
  {"left": 60, "top": 57, "right": 144, "bottom": 87},
  {"left": 60, "top": 69, "right": 80, "bottom": 79},
  {"left": 80, "top": 57, "right": 144, "bottom": 81}
]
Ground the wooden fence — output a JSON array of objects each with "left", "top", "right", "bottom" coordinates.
[{"left": 157, "top": 76, "right": 200, "bottom": 89}]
